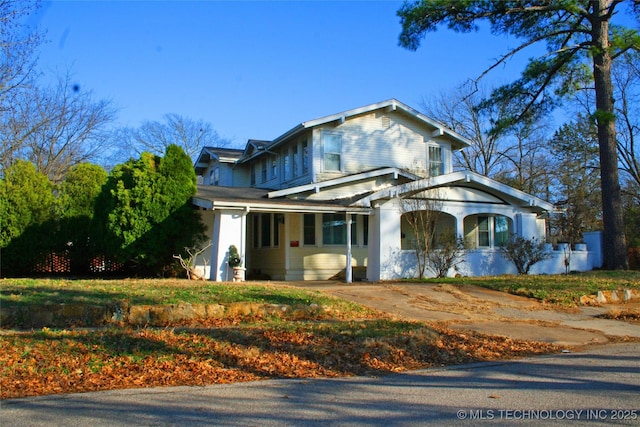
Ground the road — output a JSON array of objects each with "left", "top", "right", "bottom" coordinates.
[{"left": 2, "top": 343, "right": 638, "bottom": 426}]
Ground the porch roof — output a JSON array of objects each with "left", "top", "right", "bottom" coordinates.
[
  {"left": 193, "top": 185, "right": 370, "bottom": 214},
  {"left": 353, "top": 171, "right": 556, "bottom": 213}
]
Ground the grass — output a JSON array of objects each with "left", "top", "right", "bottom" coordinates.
[
  {"left": 0, "top": 278, "right": 370, "bottom": 317},
  {"left": 413, "top": 270, "right": 640, "bottom": 306},
  {"left": 2, "top": 272, "right": 639, "bottom": 399}
]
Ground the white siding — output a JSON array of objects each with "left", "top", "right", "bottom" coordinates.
[{"left": 312, "top": 111, "right": 449, "bottom": 183}]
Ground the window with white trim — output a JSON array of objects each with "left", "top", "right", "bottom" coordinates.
[
  {"left": 464, "top": 215, "right": 512, "bottom": 248},
  {"left": 323, "top": 133, "right": 342, "bottom": 171},
  {"left": 322, "top": 213, "right": 346, "bottom": 245},
  {"left": 428, "top": 145, "right": 444, "bottom": 177},
  {"left": 303, "top": 214, "right": 316, "bottom": 245}
]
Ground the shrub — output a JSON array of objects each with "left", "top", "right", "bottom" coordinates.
[{"left": 499, "top": 235, "right": 551, "bottom": 275}]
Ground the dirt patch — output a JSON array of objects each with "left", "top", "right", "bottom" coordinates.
[{"left": 289, "top": 282, "right": 640, "bottom": 347}]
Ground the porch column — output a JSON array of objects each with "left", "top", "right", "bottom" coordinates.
[
  {"left": 455, "top": 214, "right": 465, "bottom": 241},
  {"left": 370, "top": 200, "right": 402, "bottom": 281},
  {"left": 210, "top": 209, "right": 247, "bottom": 281},
  {"left": 345, "top": 213, "right": 352, "bottom": 283},
  {"left": 367, "top": 209, "right": 381, "bottom": 282}
]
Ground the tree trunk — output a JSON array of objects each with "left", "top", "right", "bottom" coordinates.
[{"left": 591, "top": 0, "right": 628, "bottom": 270}]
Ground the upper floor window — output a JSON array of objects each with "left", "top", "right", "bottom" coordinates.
[
  {"left": 429, "top": 145, "right": 443, "bottom": 177},
  {"left": 323, "top": 133, "right": 342, "bottom": 171},
  {"left": 261, "top": 159, "right": 267, "bottom": 183},
  {"left": 271, "top": 156, "right": 278, "bottom": 179},
  {"left": 292, "top": 145, "right": 299, "bottom": 178},
  {"left": 302, "top": 140, "right": 309, "bottom": 174},
  {"left": 209, "top": 167, "right": 219, "bottom": 186},
  {"left": 283, "top": 153, "right": 290, "bottom": 180}
]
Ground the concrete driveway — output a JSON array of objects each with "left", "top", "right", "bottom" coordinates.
[{"left": 287, "top": 281, "right": 640, "bottom": 347}]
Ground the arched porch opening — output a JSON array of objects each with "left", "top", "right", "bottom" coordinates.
[{"left": 400, "top": 211, "right": 457, "bottom": 250}]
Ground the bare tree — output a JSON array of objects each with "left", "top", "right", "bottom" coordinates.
[
  {"left": 0, "top": 0, "right": 43, "bottom": 103},
  {"left": 613, "top": 50, "right": 640, "bottom": 198},
  {"left": 4, "top": 73, "right": 116, "bottom": 182},
  {"left": 115, "top": 114, "right": 227, "bottom": 164},
  {"left": 494, "top": 121, "right": 554, "bottom": 201},
  {"left": 420, "top": 82, "right": 507, "bottom": 177},
  {"left": 0, "top": 0, "right": 44, "bottom": 173}
]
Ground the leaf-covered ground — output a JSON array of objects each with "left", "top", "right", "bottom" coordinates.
[{"left": 1, "top": 318, "right": 563, "bottom": 400}]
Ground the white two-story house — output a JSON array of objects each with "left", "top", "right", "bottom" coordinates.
[{"left": 193, "top": 99, "right": 602, "bottom": 281}]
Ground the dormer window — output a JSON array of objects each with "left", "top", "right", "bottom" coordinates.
[{"left": 428, "top": 145, "right": 443, "bottom": 177}]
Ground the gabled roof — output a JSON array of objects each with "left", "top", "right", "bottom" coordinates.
[
  {"left": 238, "top": 99, "right": 473, "bottom": 164},
  {"left": 354, "top": 171, "right": 555, "bottom": 213},
  {"left": 267, "top": 167, "right": 419, "bottom": 199},
  {"left": 242, "top": 139, "right": 271, "bottom": 158},
  {"left": 269, "top": 99, "right": 472, "bottom": 151},
  {"left": 194, "top": 146, "right": 243, "bottom": 174}
]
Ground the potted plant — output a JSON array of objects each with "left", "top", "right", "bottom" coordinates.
[{"left": 228, "top": 245, "right": 245, "bottom": 282}]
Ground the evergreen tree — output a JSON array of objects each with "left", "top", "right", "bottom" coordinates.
[
  {"left": 0, "top": 160, "right": 53, "bottom": 248},
  {"left": 92, "top": 145, "right": 204, "bottom": 276},
  {"left": 55, "top": 163, "right": 107, "bottom": 273},
  {"left": 0, "top": 160, "right": 54, "bottom": 276}
]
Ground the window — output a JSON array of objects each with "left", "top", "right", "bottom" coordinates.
[
  {"left": 260, "top": 213, "right": 271, "bottom": 247},
  {"left": 292, "top": 145, "right": 299, "bottom": 177},
  {"left": 323, "top": 133, "right": 342, "bottom": 171},
  {"left": 253, "top": 214, "right": 279, "bottom": 248},
  {"left": 252, "top": 215, "right": 259, "bottom": 248},
  {"left": 283, "top": 152, "right": 290, "bottom": 180},
  {"left": 261, "top": 159, "right": 267, "bottom": 183},
  {"left": 494, "top": 216, "right": 509, "bottom": 247},
  {"left": 362, "top": 215, "right": 369, "bottom": 246},
  {"left": 468, "top": 215, "right": 512, "bottom": 248},
  {"left": 322, "top": 213, "right": 346, "bottom": 245},
  {"left": 209, "top": 167, "right": 219, "bottom": 186},
  {"left": 273, "top": 214, "right": 282, "bottom": 247},
  {"left": 271, "top": 156, "right": 277, "bottom": 179},
  {"left": 478, "top": 216, "right": 490, "bottom": 247},
  {"left": 302, "top": 140, "right": 309, "bottom": 174},
  {"left": 250, "top": 165, "right": 256, "bottom": 186},
  {"left": 303, "top": 214, "right": 316, "bottom": 245},
  {"left": 429, "top": 145, "right": 443, "bottom": 177}
]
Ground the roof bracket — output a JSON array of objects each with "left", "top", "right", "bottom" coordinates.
[{"left": 431, "top": 128, "right": 444, "bottom": 137}]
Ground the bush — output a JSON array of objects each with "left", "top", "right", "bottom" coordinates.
[{"left": 499, "top": 235, "right": 551, "bottom": 275}]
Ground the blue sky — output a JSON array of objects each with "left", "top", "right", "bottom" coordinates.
[{"left": 34, "top": 1, "right": 533, "bottom": 148}]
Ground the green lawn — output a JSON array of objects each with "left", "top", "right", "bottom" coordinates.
[
  {"left": 0, "top": 278, "right": 372, "bottom": 317},
  {"left": 416, "top": 270, "right": 640, "bottom": 306}
]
